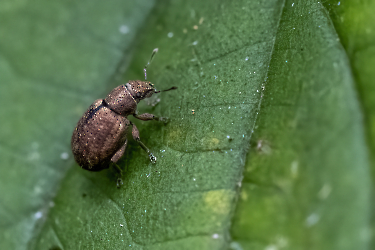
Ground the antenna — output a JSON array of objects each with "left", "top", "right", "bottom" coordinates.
[
  {"left": 154, "top": 86, "right": 177, "bottom": 93},
  {"left": 144, "top": 48, "right": 158, "bottom": 80}
]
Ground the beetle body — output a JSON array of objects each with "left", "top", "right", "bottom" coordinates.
[{"left": 71, "top": 80, "right": 157, "bottom": 171}]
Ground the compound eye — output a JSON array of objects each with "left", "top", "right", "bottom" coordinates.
[{"left": 136, "top": 92, "right": 142, "bottom": 98}]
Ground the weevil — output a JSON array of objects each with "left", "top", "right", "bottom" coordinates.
[{"left": 71, "top": 49, "right": 176, "bottom": 187}]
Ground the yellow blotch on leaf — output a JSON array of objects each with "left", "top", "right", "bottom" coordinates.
[
  {"left": 203, "top": 189, "right": 235, "bottom": 215},
  {"left": 203, "top": 137, "right": 220, "bottom": 148},
  {"left": 164, "top": 126, "right": 184, "bottom": 143}
]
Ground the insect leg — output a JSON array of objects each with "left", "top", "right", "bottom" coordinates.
[
  {"left": 134, "top": 113, "right": 169, "bottom": 123},
  {"left": 111, "top": 140, "right": 127, "bottom": 188},
  {"left": 131, "top": 122, "right": 156, "bottom": 163},
  {"left": 111, "top": 139, "right": 128, "bottom": 163}
]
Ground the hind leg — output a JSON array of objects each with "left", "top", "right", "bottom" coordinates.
[{"left": 111, "top": 139, "right": 127, "bottom": 188}]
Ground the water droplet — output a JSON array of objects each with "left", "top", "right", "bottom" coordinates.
[
  {"left": 34, "top": 211, "right": 43, "bottom": 219},
  {"left": 318, "top": 184, "right": 332, "bottom": 200},
  {"left": 265, "top": 245, "right": 277, "bottom": 250},
  {"left": 60, "top": 152, "right": 69, "bottom": 160},
  {"left": 291, "top": 161, "right": 299, "bottom": 178},
  {"left": 167, "top": 32, "right": 173, "bottom": 38},
  {"left": 119, "top": 25, "right": 130, "bottom": 34},
  {"left": 229, "top": 242, "right": 243, "bottom": 250},
  {"left": 149, "top": 154, "right": 157, "bottom": 163},
  {"left": 306, "top": 213, "right": 320, "bottom": 227}
]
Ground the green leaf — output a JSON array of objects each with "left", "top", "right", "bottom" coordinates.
[
  {"left": 1, "top": 0, "right": 373, "bottom": 250},
  {"left": 230, "top": 0, "right": 374, "bottom": 250},
  {"left": 0, "top": 1, "right": 155, "bottom": 249}
]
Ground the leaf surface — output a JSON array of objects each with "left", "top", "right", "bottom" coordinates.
[
  {"left": 0, "top": 0, "right": 373, "bottom": 250},
  {"left": 32, "top": 0, "right": 279, "bottom": 249},
  {"left": 0, "top": 1, "right": 155, "bottom": 249},
  {"left": 231, "top": 1, "right": 373, "bottom": 249}
]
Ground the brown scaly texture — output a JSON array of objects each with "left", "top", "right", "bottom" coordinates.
[
  {"left": 104, "top": 84, "right": 137, "bottom": 115},
  {"left": 71, "top": 99, "right": 130, "bottom": 171}
]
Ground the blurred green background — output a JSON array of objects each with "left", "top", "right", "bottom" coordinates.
[{"left": 0, "top": 0, "right": 374, "bottom": 249}]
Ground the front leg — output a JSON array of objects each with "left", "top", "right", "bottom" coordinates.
[{"left": 134, "top": 113, "right": 168, "bottom": 123}]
